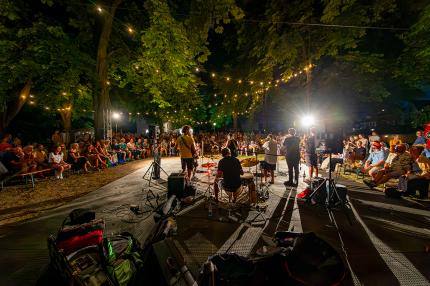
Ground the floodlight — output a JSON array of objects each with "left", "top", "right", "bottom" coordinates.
[
  {"left": 112, "top": 112, "right": 120, "bottom": 120},
  {"left": 301, "top": 114, "right": 315, "bottom": 127}
]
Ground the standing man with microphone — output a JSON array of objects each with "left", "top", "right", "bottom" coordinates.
[{"left": 283, "top": 128, "right": 301, "bottom": 187}]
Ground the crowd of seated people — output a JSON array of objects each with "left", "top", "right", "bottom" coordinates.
[
  {"left": 1, "top": 127, "right": 429, "bottom": 199},
  {"left": 0, "top": 129, "right": 288, "bottom": 183},
  {"left": 0, "top": 131, "right": 184, "bottom": 182},
  {"left": 337, "top": 130, "right": 430, "bottom": 198}
]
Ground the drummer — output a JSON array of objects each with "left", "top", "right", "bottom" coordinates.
[{"left": 214, "top": 147, "right": 243, "bottom": 203}]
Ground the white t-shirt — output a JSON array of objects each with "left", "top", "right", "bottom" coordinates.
[
  {"left": 49, "top": 152, "right": 63, "bottom": 164},
  {"left": 369, "top": 135, "right": 380, "bottom": 143},
  {"left": 263, "top": 140, "right": 278, "bottom": 165}
]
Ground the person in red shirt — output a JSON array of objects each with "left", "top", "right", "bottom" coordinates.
[{"left": 0, "top": 137, "right": 12, "bottom": 152}]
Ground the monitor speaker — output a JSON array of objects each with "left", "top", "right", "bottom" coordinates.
[{"left": 167, "top": 173, "right": 186, "bottom": 198}]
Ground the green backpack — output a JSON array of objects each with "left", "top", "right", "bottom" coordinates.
[{"left": 104, "top": 233, "right": 144, "bottom": 286}]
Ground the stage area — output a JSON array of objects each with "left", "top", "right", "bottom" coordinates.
[{"left": 0, "top": 157, "right": 429, "bottom": 285}]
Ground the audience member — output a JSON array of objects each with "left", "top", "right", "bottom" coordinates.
[
  {"left": 49, "top": 145, "right": 71, "bottom": 179},
  {"left": 361, "top": 141, "right": 386, "bottom": 179},
  {"left": 413, "top": 130, "right": 426, "bottom": 146},
  {"left": 364, "top": 144, "right": 412, "bottom": 188},
  {"left": 68, "top": 143, "right": 92, "bottom": 173}
]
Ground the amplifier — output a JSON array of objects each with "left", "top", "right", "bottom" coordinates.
[{"left": 168, "top": 173, "right": 186, "bottom": 198}]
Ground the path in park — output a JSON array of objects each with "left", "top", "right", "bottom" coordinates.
[{"left": 0, "top": 157, "right": 429, "bottom": 286}]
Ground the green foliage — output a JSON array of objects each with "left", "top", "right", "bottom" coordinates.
[
  {"left": 398, "top": 3, "right": 430, "bottom": 86},
  {"left": 111, "top": 0, "right": 243, "bottom": 127},
  {"left": 411, "top": 106, "right": 430, "bottom": 128},
  {"left": 0, "top": 0, "right": 94, "bottom": 116}
]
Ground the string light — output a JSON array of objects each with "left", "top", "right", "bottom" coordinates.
[
  {"left": 96, "top": 6, "right": 103, "bottom": 13},
  {"left": 62, "top": 92, "right": 67, "bottom": 96},
  {"left": 195, "top": 67, "right": 199, "bottom": 72},
  {"left": 127, "top": 27, "right": 134, "bottom": 33},
  {"left": 211, "top": 73, "right": 216, "bottom": 78}
]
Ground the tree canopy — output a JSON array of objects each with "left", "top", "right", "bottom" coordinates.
[{"left": 1, "top": 0, "right": 430, "bottom": 136}]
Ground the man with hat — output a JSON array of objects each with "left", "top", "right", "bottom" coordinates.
[
  {"left": 361, "top": 141, "right": 386, "bottom": 179},
  {"left": 364, "top": 144, "right": 412, "bottom": 188}
]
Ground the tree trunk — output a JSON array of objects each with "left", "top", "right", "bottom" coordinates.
[
  {"left": 0, "top": 81, "right": 31, "bottom": 132},
  {"left": 233, "top": 114, "right": 238, "bottom": 130},
  {"left": 94, "top": 0, "right": 122, "bottom": 140},
  {"left": 60, "top": 110, "right": 72, "bottom": 145}
]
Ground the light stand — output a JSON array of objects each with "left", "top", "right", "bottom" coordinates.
[{"left": 306, "top": 152, "right": 352, "bottom": 224}]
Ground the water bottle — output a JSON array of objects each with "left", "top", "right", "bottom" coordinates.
[{"left": 208, "top": 203, "right": 213, "bottom": 218}]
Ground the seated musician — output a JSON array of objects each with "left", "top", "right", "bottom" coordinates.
[{"left": 214, "top": 148, "right": 243, "bottom": 203}]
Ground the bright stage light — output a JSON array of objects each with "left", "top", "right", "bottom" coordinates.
[
  {"left": 112, "top": 112, "right": 120, "bottom": 119},
  {"left": 301, "top": 114, "right": 315, "bottom": 127}
]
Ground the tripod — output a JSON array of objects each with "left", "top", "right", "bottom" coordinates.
[
  {"left": 202, "top": 165, "right": 215, "bottom": 198},
  {"left": 142, "top": 143, "right": 169, "bottom": 209}
]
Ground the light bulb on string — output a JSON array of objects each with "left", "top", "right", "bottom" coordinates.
[{"left": 96, "top": 6, "right": 103, "bottom": 13}]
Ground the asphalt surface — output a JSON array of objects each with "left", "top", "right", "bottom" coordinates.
[{"left": 0, "top": 158, "right": 429, "bottom": 286}]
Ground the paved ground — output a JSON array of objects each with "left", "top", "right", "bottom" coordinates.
[{"left": 0, "top": 157, "right": 429, "bottom": 285}]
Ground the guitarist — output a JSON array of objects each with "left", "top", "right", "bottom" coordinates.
[{"left": 177, "top": 125, "right": 196, "bottom": 179}]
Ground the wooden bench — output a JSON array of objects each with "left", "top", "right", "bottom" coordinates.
[{"left": 1, "top": 168, "right": 52, "bottom": 190}]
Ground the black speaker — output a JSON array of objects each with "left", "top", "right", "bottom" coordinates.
[
  {"left": 167, "top": 173, "right": 186, "bottom": 198},
  {"left": 148, "top": 125, "right": 160, "bottom": 141}
]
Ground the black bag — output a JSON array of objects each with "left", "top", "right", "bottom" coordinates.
[
  {"left": 385, "top": 187, "right": 403, "bottom": 198},
  {"left": 184, "top": 184, "right": 196, "bottom": 198},
  {"left": 285, "top": 232, "right": 347, "bottom": 286},
  {"left": 67, "top": 208, "right": 96, "bottom": 225}
]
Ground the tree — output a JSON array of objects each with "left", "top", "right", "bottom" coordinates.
[
  {"left": 398, "top": 3, "right": 430, "bottom": 86},
  {"left": 0, "top": 0, "right": 94, "bottom": 134},
  {"left": 206, "top": 0, "right": 401, "bottom": 126},
  {"left": 111, "top": 0, "right": 244, "bottom": 128}
]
